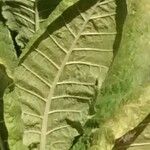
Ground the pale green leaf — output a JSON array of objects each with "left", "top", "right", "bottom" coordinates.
[
  {"left": 0, "top": 65, "right": 12, "bottom": 150},
  {"left": 0, "top": 21, "right": 18, "bottom": 150},
  {"left": 4, "top": 89, "right": 27, "bottom": 150},
  {"left": 86, "top": 0, "right": 150, "bottom": 149},
  {"left": 5, "top": 0, "right": 117, "bottom": 149}
]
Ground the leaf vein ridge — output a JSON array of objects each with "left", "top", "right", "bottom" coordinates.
[
  {"left": 48, "top": 34, "right": 68, "bottom": 54},
  {"left": 10, "top": 3, "right": 35, "bottom": 14},
  {"left": 76, "top": 6, "right": 86, "bottom": 21},
  {"left": 130, "top": 143, "right": 150, "bottom": 147},
  {"left": 73, "top": 47, "right": 113, "bottom": 52},
  {"left": 34, "top": 48, "right": 60, "bottom": 70},
  {"left": 62, "top": 15, "right": 77, "bottom": 38},
  {"left": 23, "top": 112, "right": 43, "bottom": 119},
  {"left": 16, "top": 84, "right": 46, "bottom": 102},
  {"left": 51, "top": 95, "right": 90, "bottom": 101},
  {"left": 22, "top": 63, "right": 52, "bottom": 88},
  {"left": 13, "top": 12, "right": 35, "bottom": 25},
  {"left": 98, "top": 0, "right": 115, "bottom": 5},
  {"left": 66, "top": 61, "right": 100, "bottom": 68},
  {"left": 90, "top": 12, "right": 116, "bottom": 20},
  {"left": 48, "top": 110, "right": 81, "bottom": 115},
  {"left": 81, "top": 32, "right": 117, "bottom": 36},
  {"left": 57, "top": 81, "right": 95, "bottom": 86},
  {"left": 46, "top": 125, "right": 69, "bottom": 136},
  {"left": 24, "top": 130, "right": 41, "bottom": 135}
]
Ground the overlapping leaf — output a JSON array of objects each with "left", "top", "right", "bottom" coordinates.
[
  {"left": 0, "top": 22, "right": 18, "bottom": 150},
  {"left": 2, "top": 0, "right": 41, "bottom": 48},
  {"left": 4, "top": 0, "right": 118, "bottom": 149},
  {"left": 2, "top": 0, "right": 80, "bottom": 48},
  {"left": 81, "top": 0, "right": 150, "bottom": 149},
  {"left": 0, "top": 65, "right": 12, "bottom": 150}
]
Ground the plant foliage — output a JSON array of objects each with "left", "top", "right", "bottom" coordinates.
[{"left": 0, "top": 0, "right": 149, "bottom": 150}]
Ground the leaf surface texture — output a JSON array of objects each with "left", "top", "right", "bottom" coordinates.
[{"left": 0, "top": 22, "right": 18, "bottom": 150}]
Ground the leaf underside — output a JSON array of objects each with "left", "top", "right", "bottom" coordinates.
[{"left": 8, "top": 0, "right": 117, "bottom": 149}]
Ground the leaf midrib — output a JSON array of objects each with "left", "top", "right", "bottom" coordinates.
[{"left": 39, "top": 1, "right": 100, "bottom": 150}]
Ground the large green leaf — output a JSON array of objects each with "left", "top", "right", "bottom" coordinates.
[
  {"left": 0, "top": 22, "right": 18, "bottom": 150},
  {"left": 2, "top": 0, "right": 80, "bottom": 48},
  {"left": 4, "top": 0, "right": 117, "bottom": 149},
  {"left": 84, "top": 0, "right": 150, "bottom": 149}
]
